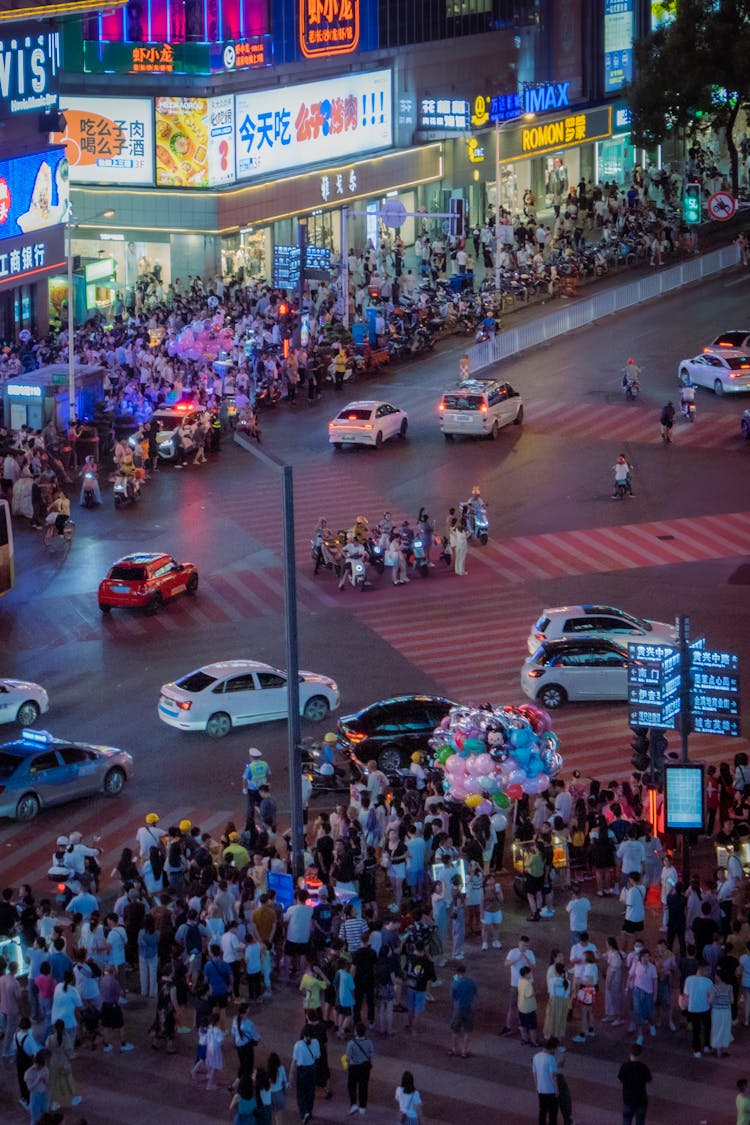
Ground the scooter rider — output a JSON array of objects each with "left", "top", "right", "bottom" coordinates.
[
  {"left": 680, "top": 381, "right": 696, "bottom": 416},
  {"left": 464, "top": 485, "right": 487, "bottom": 536},
  {"left": 338, "top": 533, "right": 366, "bottom": 589},
  {"left": 45, "top": 488, "right": 71, "bottom": 537},
  {"left": 622, "top": 358, "right": 641, "bottom": 395},
  {"left": 612, "top": 453, "right": 634, "bottom": 497},
  {"left": 349, "top": 514, "right": 370, "bottom": 543},
  {"left": 79, "top": 454, "right": 101, "bottom": 506}
]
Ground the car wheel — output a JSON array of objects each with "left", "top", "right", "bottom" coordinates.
[
  {"left": 743, "top": 419, "right": 750, "bottom": 440},
  {"left": 375, "top": 431, "right": 383, "bottom": 448},
  {"left": 714, "top": 378, "right": 724, "bottom": 396},
  {"left": 678, "top": 367, "right": 691, "bottom": 386},
  {"left": 377, "top": 744, "right": 403, "bottom": 774},
  {"left": 103, "top": 767, "right": 126, "bottom": 796},
  {"left": 206, "top": 711, "right": 232, "bottom": 738},
  {"left": 333, "top": 443, "right": 342, "bottom": 451},
  {"left": 15, "top": 792, "right": 40, "bottom": 822},
  {"left": 444, "top": 432, "right": 454, "bottom": 442},
  {"left": 302, "top": 695, "right": 330, "bottom": 722},
  {"left": 147, "top": 592, "right": 163, "bottom": 615},
  {"left": 16, "top": 701, "right": 40, "bottom": 725},
  {"left": 186, "top": 573, "right": 199, "bottom": 595},
  {"left": 489, "top": 421, "right": 499, "bottom": 441},
  {"left": 538, "top": 684, "right": 567, "bottom": 709},
  {"left": 99, "top": 603, "right": 111, "bottom": 614},
  {"left": 514, "top": 404, "right": 524, "bottom": 425},
  {"left": 399, "top": 418, "right": 408, "bottom": 438}
]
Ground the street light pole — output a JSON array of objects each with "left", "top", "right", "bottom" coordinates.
[
  {"left": 495, "top": 119, "right": 501, "bottom": 291},
  {"left": 234, "top": 432, "right": 305, "bottom": 880}
]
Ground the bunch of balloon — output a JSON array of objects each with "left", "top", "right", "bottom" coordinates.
[{"left": 429, "top": 703, "right": 563, "bottom": 815}]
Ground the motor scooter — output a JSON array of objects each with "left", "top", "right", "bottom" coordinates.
[
  {"left": 81, "top": 471, "right": 99, "bottom": 508},
  {"left": 114, "top": 472, "right": 142, "bottom": 509},
  {"left": 339, "top": 553, "right": 368, "bottom": 591},
  {"left": 410, "top": 536, "right": 430, "bottom": 578}
]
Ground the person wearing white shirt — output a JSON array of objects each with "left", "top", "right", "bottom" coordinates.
[
  {"left": 682, "top": 965, "right": 715, "bottom": 1057},
  {"left": 553, "top": 781, "right": 572, "bottom": 825},
  {"left": 221, "top": 922, "right": 244, "bottom": 999},
  {"left": 570, "top": 934, "right": 598, "bottom": 981},
  {"left": 617, "top": 831, "right": 646, "bottom": 887},
  {"left": 620, "top": 873, "right": 647, "bottom": 951},
  {"left": 532, "top": 1038, "right": 559, "bottom": 1122},
  {"left": 501, "top": 937, "right": 536, "bottom": 1035},
  {"left": 565, "top": 885, "right": 591, "bottom": 943}
]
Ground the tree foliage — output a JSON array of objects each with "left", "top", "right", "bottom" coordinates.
[{"left": 628, "top": 0, "right": 750, "bottom": 193}]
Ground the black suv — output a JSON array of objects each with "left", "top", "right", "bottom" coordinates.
[{"left": 337, "top": 695, "right": 456, "bottom": 774}]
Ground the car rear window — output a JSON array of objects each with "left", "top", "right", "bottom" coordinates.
[
  {"left": 726, "top": 357, "right": 750, "bottom": 370},
  {"left": 109, "top": 566, "right": 148, "bottom": 581},
  {"left": 176, "top": 671, "right": 217, "bottom": 692},
  {"left": 0, "top": 751, "right": 22, "bottom": 778},
  {"left": 339, "top": 409, "right": 372, "bottom": 421},
  {"left": 714, "top": 333, "right": 749, "bottom": 347},
  {"left": 442, "top": 394, "right": 483, "bottom": 411}
]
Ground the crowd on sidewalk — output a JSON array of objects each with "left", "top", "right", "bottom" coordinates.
[{"left": 2, "top": 747, "right": 750, "bottom": 1123}]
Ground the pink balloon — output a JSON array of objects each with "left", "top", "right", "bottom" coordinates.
[{"left": 474, "top": 753, "right": 493, "bottom": 774}]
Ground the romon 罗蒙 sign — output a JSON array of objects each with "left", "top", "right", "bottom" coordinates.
[{"left": 0, "top": 29, "right": 60, "bottom": 116}]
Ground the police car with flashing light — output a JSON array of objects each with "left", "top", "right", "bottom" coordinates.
[
  {"left": 129, "top": 400, "right": 207, "bottom": 462},
  {"left": 0, "top": 729, "right": 134, "bottom": 822}
]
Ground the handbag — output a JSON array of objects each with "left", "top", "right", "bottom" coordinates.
[
  {"left": 578, "top": 985, "right": 596, "bottom": 1005},
  {"left": 678, "top": 993, "right": 689, "bottom": 1011},
  {"left": 383, "top": 548, "right": 397, "bottom": 567}
]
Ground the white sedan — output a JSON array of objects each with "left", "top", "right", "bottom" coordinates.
[
  {"left": 0, "top": 679, "right": 49, "bottom": 727},
  {"left": 329, "top": 400, "right": 408, "bottom": 449},
  {"left": 678, "top": 350, "right": 750, "bottom": 395},
  {"left": 158, "top": 660, "right": 340, "bottom": 738}
]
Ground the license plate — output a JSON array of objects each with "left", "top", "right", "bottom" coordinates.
[
  {"left": 112, "top": 585, "right": 130, "bottom": 593},
  {"left": 341, "top": 434, "right": 356, "bottom": 441},
  {"left": 159, "top": 699, "right": 177, "bottom": 715}
]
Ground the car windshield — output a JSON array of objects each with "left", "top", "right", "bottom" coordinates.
[
  {"left": 442, "top": 394, "right": 483, "bottom": 411},
  {"left": 176, "top": 671, "right": 218, "bottom": 692},
  {"left": 109, "top": 565, "right": 148, "bottom": 581},
  {"left": 0, "top": 751, "right": 22, "bottom": 778},
  {"left": 726, "top": 357, "right": 750, "bottom": 370},
  {"left": 339, "top": 409, "right": 372, "bottom": 421}
]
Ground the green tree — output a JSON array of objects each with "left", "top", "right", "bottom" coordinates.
[{"left": 628, "top": 0, "right": 750, "bottom": 194}]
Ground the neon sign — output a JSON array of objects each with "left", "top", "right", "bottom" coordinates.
[{"left": 300, "top": 0, "right": 360, "bottom": 59}]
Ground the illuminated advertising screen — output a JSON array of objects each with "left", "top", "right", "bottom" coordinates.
[
  {"left": 0, "top": 27, "right": 60, "bottom": 117},
  {"left": 604, "top": 0, "right": 633, "bottom": 94},
  {"left": 53, "top": 97, "right": 153, "bottom": 186},
  {"left": 235, "top": 68, "right": 392, "bottom": 181},
  {"left": 0, "top": 149, "right": 69, "bottom": 242},
  {"left": 155, "top": 96, "right": 236, "bottom": 188},
  {"left": 299, "top": 0, "right": 360, "bottom": 58},
  {"left": 664, "top": 764, "right": 704, "bottom": 831}
]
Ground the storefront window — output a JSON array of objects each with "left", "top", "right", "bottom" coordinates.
[{"left": 91, "top": 0, "right": 270, "bottom": 45}]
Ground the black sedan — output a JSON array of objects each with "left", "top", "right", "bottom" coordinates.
[{"left": 337, "top": 694, "right": 457, "bottom": 774}]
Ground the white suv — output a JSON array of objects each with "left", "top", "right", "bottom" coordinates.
[
  {"left": 438, "top": 378, "right": 523, "bottom": 440},
  {"left": 527, "top": 605, "right": 676, "bottom": 655}
]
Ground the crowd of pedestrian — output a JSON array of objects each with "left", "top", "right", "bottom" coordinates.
[{"left": 2, "top": 746, "right": 750, "bottom": 1122}]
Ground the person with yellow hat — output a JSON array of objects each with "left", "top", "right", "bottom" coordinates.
[
  {"left": 136, "top": 813, "right": 164, "bottom": 861},
  {"left": 409, "top": 751, "right": 426, "bottom": 791},
  {"left": 223, "top": 832, "right": 251, "bottom": 873}
]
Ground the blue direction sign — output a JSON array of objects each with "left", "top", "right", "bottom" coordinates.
[
  {"left": 690, "top": 649, "right": 741, "bottom": 738},
  {"left": 628, "top": 643, "right": 681, "bottom": 729}
]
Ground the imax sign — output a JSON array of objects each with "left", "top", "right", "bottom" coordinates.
[
  {"left": 523, "top": 82, "right": 571, "bottom": 114},
  {"left": 0, "top": 30, "right": 60, "bottom": 116}
]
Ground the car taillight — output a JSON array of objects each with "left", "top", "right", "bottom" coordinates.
[
  {"left": 480, "top": 404, "right": 488, "bottom": 413},
  {"left": 438, "top": 402, "right": 445, "bottom": 412},
  {"left": 345, "top": 730, "right": 367, "bottom": 743},
  {"left": 535, "top": 631, "right": 545, "bottom": 641},
  {"left": 137, "top": 584, "right": 149, "bottom": 595},
  {"left": 527, "top": 668, "right": 545, "bottom": 678},
  {"left": 176, "top": 700, "right": 192, "bottom": 711},
  {"left": 363, "top": 424, "right": 373, "bottom": 430}
]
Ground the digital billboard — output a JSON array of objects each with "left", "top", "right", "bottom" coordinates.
[
  {"left": 53, "top": 97, "right": 153, "bottom": 186},
  {"left": 0, "top": 149, "right": 69, "bottom": 242}
]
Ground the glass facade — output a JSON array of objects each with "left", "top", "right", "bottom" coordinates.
[
  {"left": 377, "top": 0, "right": 538, "bottom": 46},
  {"left": 84, "top": 0, "right": 270, "bottom": 44}
]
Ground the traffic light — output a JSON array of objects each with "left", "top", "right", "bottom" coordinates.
[
  {"left": 449, "top": 197, "right": 464, "bottom": 238},
  {"left": 630, "top": 727, "right": 669, "bottom": 783},
  {"left": 683, "top": 183, "right": 701, "bottom": 224}
]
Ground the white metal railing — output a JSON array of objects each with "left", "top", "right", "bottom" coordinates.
[{"left": 468, "top": 244, "right": 742, "bottom": 374}]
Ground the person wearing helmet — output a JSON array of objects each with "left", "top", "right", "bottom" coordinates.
[
  {"left": 243, "top": 748, "right": 271, "bottom": 828},
  {"left": 409, "top": 751, "right": 427, "bottom": 791},
  {"left": 338, "top": 532, "right": 366, "bottom": 589},
  {"left": 622, "top": 357, "right": 641, "bottom": 396},
  {"left": 350, "top": 514, "right": 370, "bottom": 544},
  {"left": 136, "top": 813, "right": 164, "bottom": 862},
  {"left": 320, "top": 732, "right": 337, "bottom": 768},
  {"left": 65, "top": 831, "right": 102, "bottom": 891},
  {"left": 463, "top": 486, "right": 487, "bottom": 537}
]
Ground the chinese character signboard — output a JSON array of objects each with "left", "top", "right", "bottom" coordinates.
[
  {"left": 235, "top": 69, "right": 392, "bottom": 181},
  {"left": 627, "top": 642, "right": 681, "bottom": 730},
  {"left": 418, "top": 98, "right": 469, "bottom": 132},
  {"left": 300, "top": 0, "right": 360, "bottom": 58},
  {"left": 604, "top": 0, "right": 634, "bottom": 94},
  {"left": 273, "top": 244, "right": 331, "bottom": 289},
  {"left": 471, "top": 83, "right": 572, "bottom": 129},
  {"left": 0, "top": 226, "right": 65, "bottom": 294},
  {"left": 53, "top": 98, "right": 153, "bottom": 187},
  {"left": 155, "top": 96, "right": 236, "bottom": 188},
  {"left": 83, "top": 37, "right": 272, "bottom": 76},
  {"left": 690, "top": 649, "right": 741, "bottom": 738},
  {"left": 0, "top": 149, "right": 69, "bottom": 242},
  {"left": 497, "top": 105, "right": 612, "bottom": 162},
  {"left": 0, "top": 28, "right": 60, "bottom": 117}
]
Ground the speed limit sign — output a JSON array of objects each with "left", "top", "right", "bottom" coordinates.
[{"left": 708, "top": 191, "right": 737, "bottom": 221}]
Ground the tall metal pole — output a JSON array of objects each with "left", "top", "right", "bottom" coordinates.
[
  {"left": 233, "top": 432, "right": 305, "bottom": 880},
  {"left": 282, "top": 463, "right": 304, "bottom": 879},
  {"left": 297, "top": 216, "right": 308, "bottom": 314},
  {"left": 341, "top": 206, "right": 349, "bottom": 328},
  {"left": 677, "top": 614, "right": 692, "bottom": 881},
  {"left": 67, "top": 218, "right": 76, "bottom": 423},
  {"left": 495, "top": 119, "right": 501, "bottom": 292}
]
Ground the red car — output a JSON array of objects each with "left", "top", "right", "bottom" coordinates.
[{"left": 98, "top": 552, "right": 199, "bottom": 614}]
